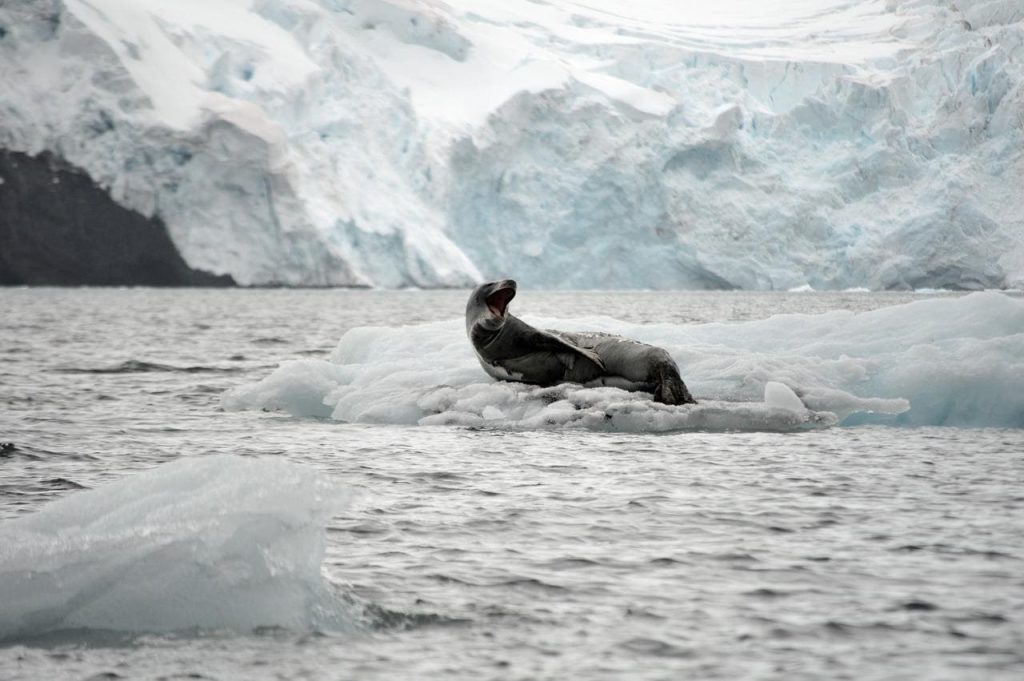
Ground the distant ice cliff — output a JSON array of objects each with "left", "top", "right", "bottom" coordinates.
[{"left": 1, "top": 0, "right": 1021, "bottom": 289}]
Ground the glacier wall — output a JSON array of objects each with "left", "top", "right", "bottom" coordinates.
[{"left": 0, "top": 0, "right": 1021, "bottom": 289}]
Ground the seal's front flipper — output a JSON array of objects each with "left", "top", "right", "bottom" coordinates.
[
  {"left": 536, "top": 330, "right": 606, "bottom": 372},
  {"left": 569, "top": 345, "right": 606, "bottom": 371}
]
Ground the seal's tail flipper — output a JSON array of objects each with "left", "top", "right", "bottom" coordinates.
[{"left": 653, "top": 365, "right": 697, "bottom": 405}]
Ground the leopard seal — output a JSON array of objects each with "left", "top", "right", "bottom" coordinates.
[{"left": 465, "top": 279, "right": 696, "bottom": 405}]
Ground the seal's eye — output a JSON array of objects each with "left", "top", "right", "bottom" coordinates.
[{"left": 486, "top": 287, "right": 515, "bottom": 318}]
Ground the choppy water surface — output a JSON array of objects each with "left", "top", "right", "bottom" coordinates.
[{"left": 1, "top": 288, "right": 1022, "bottom": 680}]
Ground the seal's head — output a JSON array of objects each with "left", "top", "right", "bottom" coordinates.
[{"left": 466, "top": 279, "right": 517, "bottom": 337}]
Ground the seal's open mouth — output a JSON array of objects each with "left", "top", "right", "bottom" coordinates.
[{"left": 487, "top": 286, "right": 515, "bottom": 318}]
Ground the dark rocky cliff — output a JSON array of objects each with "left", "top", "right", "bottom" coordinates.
[{"left": 0, "top": 150, "right": 234, "bottom": 286}]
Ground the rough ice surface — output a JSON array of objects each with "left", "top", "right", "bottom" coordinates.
[
  {"left": 763, "top": 381, "right": 806, "bottom": 413},
  {"left": 1, "top": 1, "right": 1021, "bottom": 289},
  {"left": 223, "top": 292, "right": 1024, "bottom": 429},
  {"left": 0, "top": 455, "right": 354, "bottom": 641}
]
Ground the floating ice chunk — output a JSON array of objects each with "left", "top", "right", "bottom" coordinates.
[
  {"left": 220, "top": 359, "right": 349, "bottom": 418},
  {"left": 798, "top": 386, "right": 909, "bottom": 424},
  {"left": 0, "top": 455, "right": 353, "bottom": 641},
  {"left": 225, "top": 292, "right": 1024, "bottom": 429}
]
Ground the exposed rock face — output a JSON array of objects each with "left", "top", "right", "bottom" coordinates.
[{"left": 0, "top": 150, "right": 234, "bottom": 286}]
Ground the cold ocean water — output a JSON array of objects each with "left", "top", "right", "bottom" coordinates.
[{"left": 1, "top": 287, "right": 1022, "bottom": 681}]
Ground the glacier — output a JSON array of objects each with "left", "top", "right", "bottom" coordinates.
[{"left": 0, "top": 0, "right": 1021, "bottom": 289}]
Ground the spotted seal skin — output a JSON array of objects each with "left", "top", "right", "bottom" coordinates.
[{"left": 465, "top": 279, "right": 696, "bottom": 405}]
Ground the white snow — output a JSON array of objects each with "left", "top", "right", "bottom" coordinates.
[
  {"left": 0, "top": 455, "right": 354, "bottom": 640},
  {"left": 1, "top": 0, "right": 1021, "bottom": 289},
  {"left": 223, "top": 291, "right": 1024, "bottom": 430}
]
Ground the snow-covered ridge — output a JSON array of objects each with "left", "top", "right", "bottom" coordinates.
[{"left": 1, "top": 0, "right": 1021, "bottom": 288}]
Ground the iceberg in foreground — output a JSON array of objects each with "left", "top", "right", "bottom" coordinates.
[
  {"left": 0, "top": 455, "right": 353, "bottom": 641},
  {"left": 224, "top": 292, "right": 1024, "bottom": 430}
]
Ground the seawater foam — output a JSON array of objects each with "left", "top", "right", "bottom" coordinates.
[
  {"left": 223, "top": 292, "right": 1024, "bottom": 429},
  {"left": 0, "top": 455, "right": 353, "bottom": 641}
]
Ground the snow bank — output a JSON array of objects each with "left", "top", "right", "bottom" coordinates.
[
  {"left": 1, "top": 1, "right": 1021, "bottom": 288},
  {"left": 223, "top": 292, "right": 1024, "bottom": 429},
  {"left": 0, "top": 455, "right": 353, "bottom": 641}
]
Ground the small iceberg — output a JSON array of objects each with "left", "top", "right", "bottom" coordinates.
[
  {"left": 224, "top": 292, "right": 1024, "bottom": 429},
  {"left": 0, "top": 455, "right": 354, "bottom": 641}
]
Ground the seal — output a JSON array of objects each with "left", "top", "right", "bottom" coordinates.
[{"left": 466, "top": 279, "right": 696, "bottom": 405}]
